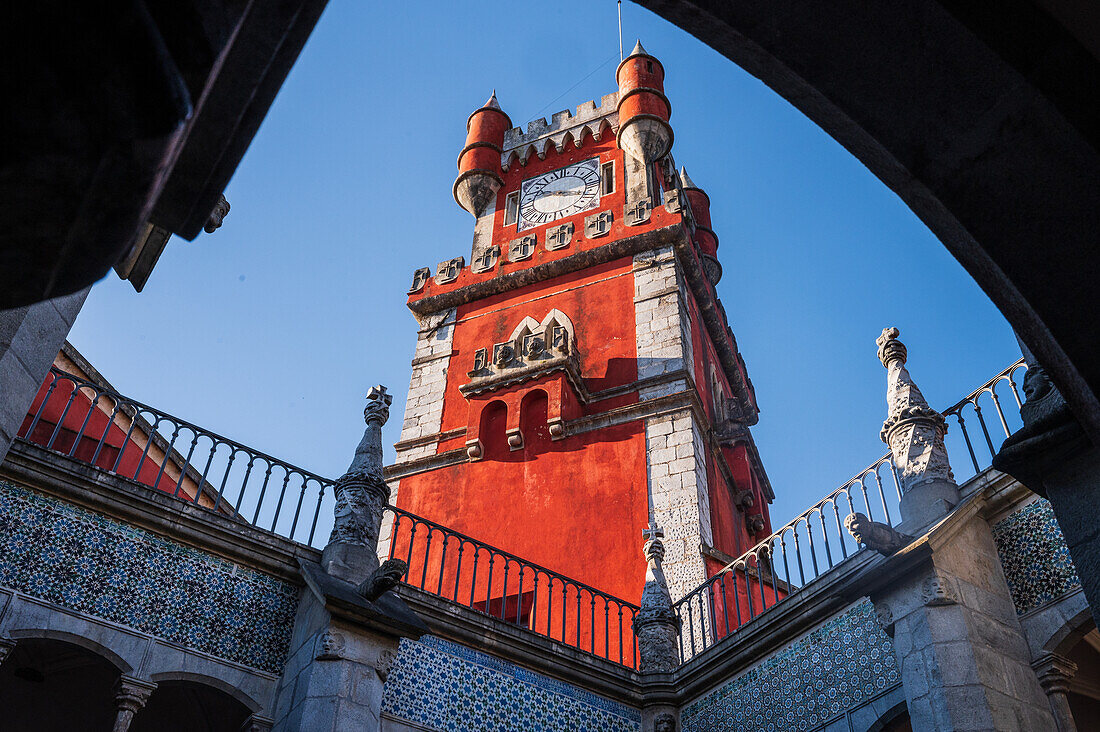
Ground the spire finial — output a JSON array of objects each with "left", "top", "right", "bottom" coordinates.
[
  {"left": 633, "top": 523, "right": 679, "bottom": 672},
  {"left": 484, "top": 90, "right": 500, "bottom": 110},
  {"left": 876, "top": 328, "right": 958, "bottom": 527},
  {"left": 322, "top": 384, "right": 394, "bottom": 583},
  {"left": 678, "top": 166, "right": 698, "bottom": 190},
  {"left": 629, "top": 39, "right": 647, "bottom": 58},
  {"left": 876, "top": 327, "right": 907, "bottom": 368}
]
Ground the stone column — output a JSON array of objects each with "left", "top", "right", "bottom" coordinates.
[
  {"left": 869, "top": 329, "right": 1055, "bottom": 730},
  {"left": 876, "top": 327, "right": 959, "bottom": 532},
  {"left": 0, "top": 287, "right": 89, "bottom": 464},
  {"left": 240, "top": 715, "right": 274, "bottom": 732},
  {"left": 112, "top": 676, "right": 157, "bottom": 732},
  {"left": 1032, "top": 653, "right": 1079, "bottom": 732},
  {"left": 994, "top": 338, "right": 1100, "bottom": 629}
]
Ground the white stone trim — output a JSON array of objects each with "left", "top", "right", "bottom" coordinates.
[
  {"left": 396, "top": 309, "right": 456, "bottom": 465},
  {"left": 633, "top": 247, "right": 693, "bottom": 401},
  {"left": 645, "top": 408, "right": 711, "bottom": 601}
]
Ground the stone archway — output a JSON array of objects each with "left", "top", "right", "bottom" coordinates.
[
  {"left": 130, "top": 677, "right": 253, "bottom": 732},
  {"left": 0, "top": 636, "right": 121, "bottom": 730}
]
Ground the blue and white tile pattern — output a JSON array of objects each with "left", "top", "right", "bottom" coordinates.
[
  {"left": 681, "top": 600, "right": 899, "bottom": 732},
  {"left": 0, "top": 480, "right": 298, "bottom": 673},
  {"left": 382, "top": 635, "right": 640, "bottom": 732},
  {"left": 992, "top": 498, "right": 1081, "bottom": 614}
]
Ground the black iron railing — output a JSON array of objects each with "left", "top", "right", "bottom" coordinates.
[
  {"left": 18, "top": 368, "right": 642, "bottom": 667},
  {"left": 20, "top": 367, "right": 336, "bottom": 545},
  {"left": 672, "top": 359, "right": 1027, "bottom": 660},
  {"left": 381, "top": 504, "right": 641, "bottom": 668}
]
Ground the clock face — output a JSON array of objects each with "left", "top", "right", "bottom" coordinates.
[{"left": 518, "top": 158, "right": 601, "bottom": 230}]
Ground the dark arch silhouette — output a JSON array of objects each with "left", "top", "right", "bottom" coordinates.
[{"left": 635, "top": 0, "right": 1100, "bottom": 441}]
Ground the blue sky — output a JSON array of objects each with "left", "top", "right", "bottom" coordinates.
[{"left": 68, "top": 2, "right": 1020, "bottom": 531}]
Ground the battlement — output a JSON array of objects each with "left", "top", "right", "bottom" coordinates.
[{"left": 501, "top": 92, "right": 619, "bottom": 170}]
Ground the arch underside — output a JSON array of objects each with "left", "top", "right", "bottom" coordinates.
[{"left": 635, "top": 0, "right": 1100, "bottom": 442}]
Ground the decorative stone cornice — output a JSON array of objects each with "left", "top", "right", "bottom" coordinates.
[
  {"left": 877, "top": 327, "right": 955, "bottom": 493},
  {"left": 1032, "top": 653, "right": 1078, "bottom": 694},
  {"left": 461, "top": 324, "right": 588, "bottom": 401},
  {"left": 633, "top": 525, "right": 681, "bottom": 674}
]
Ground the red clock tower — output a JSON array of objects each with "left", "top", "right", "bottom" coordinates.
[{"left": 385, "top": 42, "right": 775, "bottom": 634}]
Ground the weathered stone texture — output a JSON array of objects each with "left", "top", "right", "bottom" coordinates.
[
  {"left": 877, "top": 515, "right": 1055, "bottom": 731},
  {"left": 634, "top": 247, "right": 693, "bottom": 399},
  {"left": 396, "top": 309, "right": 456, "bottom": 459},
  {"left": 644, "top": 410, "right": 710, "bottom": 601},
  {"left": 0, "top": 288, "right": 88, "bottom": 464}
]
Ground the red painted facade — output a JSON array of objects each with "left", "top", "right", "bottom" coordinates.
[{"left": 390, "top": 46, "right": 777, "bottom": 654}]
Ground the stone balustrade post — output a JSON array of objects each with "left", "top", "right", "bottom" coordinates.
[
  {"left": 1032, "top": 653, "right": 1079, "bottom": 732},
  {"left": 867, "top": 328, "right": 1055, "bottom": 730},
  {"left": 876, "top": 327, "right": 959, "bottom": 532},
  {"left": 111, "top": 676, "right": 157, "bottom": 732},
  {"left": 273, "top": 386, "right": 427, "bottom": 732}
]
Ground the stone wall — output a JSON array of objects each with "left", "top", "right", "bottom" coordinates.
[
  {"left": 0, "top": 479, "right": 298, "bottom": 673},
  {"left": 396, "top": 308, "right": 457, "bottom": 460},
  {"left": 991, "top": 497, "right": 1082, "bottom": 614},
  {"left": 644, "top": 410, "right": 711, "bottom": 601},
  {"left": 680, "top": 600, "right": 900, "bottom": 732},
  {"left": 634, "top": 245, "right": 709, "bottom": 601},
  {"left": 380, "top": 635, "right": 640, "bottom": 732},
  {"left": 633, "top": 246, "right": 692, "bottom": 396}
]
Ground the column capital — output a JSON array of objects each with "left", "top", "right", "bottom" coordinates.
[
  {"left": 1032, "top": 653, "right": 1078, "bottom": 694},
  {"left": 114, "top": 676, "right": 157, "bottom": 713},
  {"left": 240, "top": 714, "right": 274, "bottom": 732}
]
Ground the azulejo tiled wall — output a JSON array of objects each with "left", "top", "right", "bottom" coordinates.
[
  {"left": 381, "top": 635, "right": 640, "bottom": 732},
  {"left": 992, "top": 498, "right": 1081, "bottom": 614},
  {"left": 0, "top": 480, "right": 298, "bottom": 673},
  {"left": 680, "top": 599, "right": 900, "bottom": 732}
]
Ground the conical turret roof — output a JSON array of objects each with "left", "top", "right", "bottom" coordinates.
[{"left": 679, "top": 166, "right": 699, "bottom": 190}]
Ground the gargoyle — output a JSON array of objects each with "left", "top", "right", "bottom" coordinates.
[
  {"left": 357, "top": 558, "right": 408, "bottom": 601},
  {"left": 845, "top": 512, "right": 913, "bottom": 556}
]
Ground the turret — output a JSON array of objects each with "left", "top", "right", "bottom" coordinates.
[
  {"left": 615, "top": 41, "right": 673, "bottom": 163},
  {"left": 680, "top": 167, "right": 721, "bottom": 285},
  {"left": 454, "top": 91, "right": 511, "bottom": 217}
]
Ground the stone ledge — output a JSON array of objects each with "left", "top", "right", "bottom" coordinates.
[{"left": 0, "top": 440, "right": 319, "bottom": 583}]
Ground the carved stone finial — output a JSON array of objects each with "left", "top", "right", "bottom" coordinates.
[
  {"left": 364, "top": 385, "right": 392, "bottom": 425},
  {"left": 876, "top": 326, "right": 907, "bottom": 367},
  {"left": 322, "top": 385, "right": 394, "bottom": 583},
  {"left": 634, "top": 524, "right": 680, "bottom": 674},
  {"left": 876, "top": 328, "right": 957, "bottom": 514},
  {"left": 845, "top": 512, "right": 913, "bottom": 555},
  {"left": 358, "top": 558, "right": 408, "bottom": 601}
]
